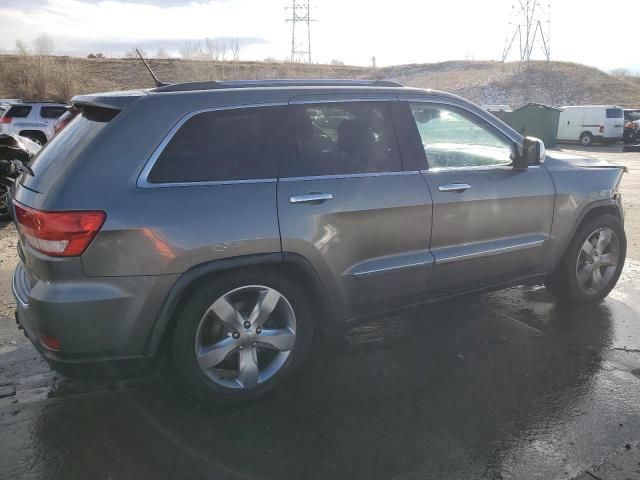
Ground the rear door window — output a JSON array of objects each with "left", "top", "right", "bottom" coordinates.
[
  {"left": 147, "top": 106, "right": 288, "bottom": 184},
  {"left": 606, "top": 108, "right": 623, "bottom": 119},
  {"left": 40, "top": 106, "right": 67, "bottom": 119},
  {"left": 5, "top": 105, "right": 32, "bottom": 118},
  {"left": 281, "top": 102, "right": 402, "bottom": 177}
]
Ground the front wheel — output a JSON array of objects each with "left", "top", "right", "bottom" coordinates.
[
  {"left": 545, "top": 214, "right": 626, "bottom": 304},
  {"left": 172, "top": 270, "right": 314, "bottom": 403}
]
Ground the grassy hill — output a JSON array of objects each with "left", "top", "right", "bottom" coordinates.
[{"left": 0, "top": 54, "right": 638, "bottom": 108}]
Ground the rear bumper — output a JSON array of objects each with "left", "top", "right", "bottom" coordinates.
[{"left": 12, "top": 262, "right": 170, "bottom": 379}]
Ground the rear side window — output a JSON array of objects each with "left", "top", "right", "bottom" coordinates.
[
  {"left": 606, "top": 108, "right": 623, "bottom": 119},
  {"left": 282, "top": 102, "right": 401, "bottom": 177},
  {"left": 40, "top": 106, "right": 67, "bottom": 119},
  {"left": 5, "top": 105, "right": 32, "bottom": 118},
  {"left": 147, "top": 106, "right": 287, "bottom": 184}
]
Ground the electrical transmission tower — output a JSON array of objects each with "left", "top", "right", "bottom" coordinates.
[
  {"left": 502, "top": 0, "right": 551, "bottom": 62},
  {"left": 285, "top": 1, "right": 314, "bottom": 63}
]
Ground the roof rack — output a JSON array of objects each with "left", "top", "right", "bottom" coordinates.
[{"left": 151, "top": 79, "right": 403, "bottom": 93}]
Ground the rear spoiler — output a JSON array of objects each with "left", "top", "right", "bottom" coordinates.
[{"left": 71, "top": 89, "right": 147, "bottom": 111}]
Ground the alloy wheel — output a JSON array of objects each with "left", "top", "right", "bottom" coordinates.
[
  {"left": 193, "top": 285, "right": 297, "bottom": 389},
  {"left": 575, "top": 227, "right": 620, "bottom": 295}
]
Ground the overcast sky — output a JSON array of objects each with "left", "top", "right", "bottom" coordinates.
[{"left": 0, "top": 0, "right": 637, "bottom": 72}]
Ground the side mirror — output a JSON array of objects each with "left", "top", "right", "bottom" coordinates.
[{"left": 511, "top": 136, "right": 545, "bottom": 169}]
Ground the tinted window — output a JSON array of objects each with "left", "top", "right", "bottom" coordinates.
[
  {"left": 410, "top": 103, "right": 512, "bottom": 169},
  {"left": 148, "top": 106, "right": 287, "bottom": 184},
  {"left": 40, "top": 106, "right": 67, "bottom": 119},
  {"left": 5, "top": 105, "right": 32, "bottom": 118},
  {"left": 22, "top": 109, "right": 117, "bottom": 193},
  {"left": 606, "top": 108, "right": 623, "bottom": 119},
  {"left": 282, "top": 102, "right": 401, "bottom": 177}
]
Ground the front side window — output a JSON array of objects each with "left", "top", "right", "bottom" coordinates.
[
  {"left": 409, "top": 104, "right": 513, "bottom": 169},
  {"left": 282, "top": 102, "right": 402, "bottom": 177},
  {"left": 148, "top": 106, "right": 287, "bottom": 184}
]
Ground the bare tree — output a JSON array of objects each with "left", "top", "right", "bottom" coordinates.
[
  {"left": 52, "top": 58, "right": 78, "bottom": 101},
  {"left": 180, "top": 41, "right": 202, "bottom": 60},
  {"left": 14, "top": 39, "right": 29, "bottom": 56},
  {"left": 229, "top": 39, "right": 241, "bottom": 78},
  {"left": 33, "top": 34, "right": 55, "bottom": 56},
  {"left": 155, "top": 47, "right": 170, "bottom": 59}
]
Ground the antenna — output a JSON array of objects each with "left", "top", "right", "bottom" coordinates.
[
  {"left": 501, "top": 1, "right": 551, "bottom": 62},
  {"left": 285, "top": 1, "right": 315, "bottom": 63},
  {"left": 136, "top": 48, "right": 168, "bottom": 87}
]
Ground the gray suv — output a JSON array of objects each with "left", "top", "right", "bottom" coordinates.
[{"left": 10, "top": 80, "right": 626, "bottom": 403}]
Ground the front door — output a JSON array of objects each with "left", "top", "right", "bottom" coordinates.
[
  {"left": 401, "top": 100, "right": 556, "bottom": 293},
  {"left": 277, "top": 98, "right": 434, "bottom": 317}
]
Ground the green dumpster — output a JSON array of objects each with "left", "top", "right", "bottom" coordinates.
[{"left": 499, "top": 103, "right": 562, "bottom": 148}]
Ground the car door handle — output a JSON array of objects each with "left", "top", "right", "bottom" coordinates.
[
  {"left": 289, "top": 193, "right": 334, "bottom": 204},
  {"left": 438, "top": 183, "right": 471, "bottom": 192}
]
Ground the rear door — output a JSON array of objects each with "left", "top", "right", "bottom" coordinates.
[
  {"left": 604, "top": 107, "right": 624, "bottom": 139},
  {"left": 399, "top": 98, "right": 555, "bottom": 293},
  {"left": 277, "top": 96, "right": 434, "bottom": 317}
]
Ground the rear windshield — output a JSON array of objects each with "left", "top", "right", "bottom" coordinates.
[
  {"left": 5, "top": 105, "right": 32, "bottom": 118},
  {"left": 40, "top": 106, "right": 67, "bottom": 119},
  {"left": 20, "top": 107, "right": 118, "bottom": 193},
  {"left": 606, "top": 108, "right": 623, "bottom": 119}
]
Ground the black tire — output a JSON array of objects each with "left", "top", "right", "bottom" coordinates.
[
  {"left": 0, "top": 186, "right": 10, "bottom": 221},
  {"left": 172, "top": 269, "right": 314, "bottom": 404},
  {"left": 579, "top": 132, "right": 594, "bottom": 146},
  {"left": 545, "top": 214, "right": 626, "bottom": 304}
]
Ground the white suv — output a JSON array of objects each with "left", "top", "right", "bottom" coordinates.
[{"left": 0, "top": 102, "right": 68, "bottom": 145}]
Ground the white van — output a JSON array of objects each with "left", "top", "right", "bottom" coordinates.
[{"left": 557, "top": 105, "right": 625, "bottom": 146}]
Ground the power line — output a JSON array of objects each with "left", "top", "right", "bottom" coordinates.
[
  {"left": 502, "top": 0, "right": 551, "bottom": 62},
  {"left": 285, "top": 1, "right": 315, "bottom": 63}
]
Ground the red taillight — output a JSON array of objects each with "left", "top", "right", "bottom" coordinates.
[
  {"left": 0, "top": 116, "right": 11, "bottom": 124},
  {"left": 14, "top": 203, "right": 106, "bottom": 257},
  {"left": 599, "top": 125, "right": 604, "bottom": 133},
  {"left": 40, "top": 334, "right": 61, "bottom": 351}
]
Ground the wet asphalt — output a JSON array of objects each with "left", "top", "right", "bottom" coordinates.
[{"left": 2, "top": 261, "right": 640, "bottom": 479}]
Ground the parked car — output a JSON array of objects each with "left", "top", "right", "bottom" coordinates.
[
  {"left": 10, "top": 80, "right": 626, "bottom": 403},
  {"left": 623, "top": 109, "right": 640, "bottom": 144},
  {"left": 0, "top": 102, "right": 68, "bottom": 145},
  {"left": 53, "top": 106, "right": 80, "bottom": 135},
  {"left": 557, "top": 105, "right": 625, "bottom": 146}
]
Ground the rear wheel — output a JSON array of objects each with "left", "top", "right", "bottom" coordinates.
[
  {"left": 172, "top": 270, "right": 314, "bottom": 403},
  {"left": 580, "top": 132, "right": 594, "bottom": 146},
  {"left": 0, "top": 186, "right": 10, "bottom": 221},
  {"left": 545, "top": 214, "right": 626, "bottom": 304}
]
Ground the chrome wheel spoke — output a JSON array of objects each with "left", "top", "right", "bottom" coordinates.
[
  {"left": 259, "top": 328, "right": 296, "bottom": 352},
  {"left": 237, "top": 347, "right": 260, "bottom": 388},
  {"left": 209, "top": 296, "right": 244, "bottom": 331},
  {"left": 247, "top": 288, "right": 281, "bottom": 328},
  {"left": 581, "top": 240, "right": 595, "bottom": 259},
  {"left": 596, "top": 229, "right": 612, "bottom": 251},
  {"left": 591, "top": 267, "right": 604, "bottom": 289},
  {"left": 600, "top": 253, "right": 618, "bottom": 267},
  {"left": 576, "top": 263, "right": 593, "bottom": 286},
  {"left": 197, "top": 337, "right": 238, "bottom": 369}
]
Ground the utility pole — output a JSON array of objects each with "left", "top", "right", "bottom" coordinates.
[
  {"left": 285, "top": 1, "right": 314, "bottom": 63},
  {"left": 502, "top": 0, "right": 551, "bottom": 62}
]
